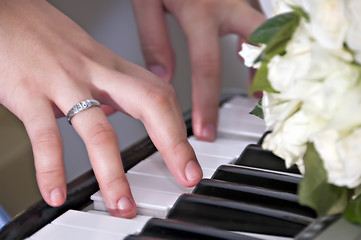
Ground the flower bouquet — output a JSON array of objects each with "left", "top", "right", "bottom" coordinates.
[{"left": 240, "top": 0, "right": 361, "bottom": 224}]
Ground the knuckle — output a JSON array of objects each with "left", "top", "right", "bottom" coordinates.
[
  {"left": 87, "top": 122, "right": 116, "bottom": 146},
  {"left": 36, "top": 168, "right": 63, "bottom": 181},
  {"left": 173, "top": 137, "right": 192, "bottom": 156},
  {"left": 32, "top": 128, "right": 61, "bottom": 152},
  {"left": 145, "top": 84, "right": 175, "bottom": 108},
  {"left": 100, "top": 174, "right": 128, "bottom": 191},
  {"left": 182, "top": 0, "right": 218, "bottom": 19}
]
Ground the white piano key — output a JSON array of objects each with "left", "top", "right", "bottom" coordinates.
[
  {"left": 128, "top": 151, "right": 216, "bottom": 179},
  {"left": 126, "top": 173, "right": 192, "bottom": 195},
  {"left": 188, "top": 136, "right": 249, "bottom": 160},
  {"left": 217, "top": 108, "right": 265, "bottom": 139},
  {"left": 127, "top": 156, "right": 173, "bottom": 178},
  {"left": 146, "top": 151, "right": 163, "bottom": 162},
  {"left": 30, "top": 224, "right": 124, "bottom": 240},
  {"left": 86, "top": 210, "right": 110, "bottom": 216},
  {"left": 219, "top": 107, "right": 265, "bottom": 126},
  {"left": 131, "top": 187, "right": 180, "bottom": 218},
  {"left": 92, "top": 187, "right": 180, "bottom": 218},
  {"left": 91, "top": 173, "right": 193, "bottom": 215},
  {"left": 222, "top": 95, "right": 260, "bottom": 109},
  {"left": 217, "top": 120, "right": 264, "bottom": 139},
  {"left": 195, "top": 154, "right": 234, "bottom": 169},
  {"left": 129, "top": 152, "right": 231, "bottom": 176},
  {"left": 53, "top": 210, "right": 150, "bottom": 235},
  {"left": 146, "top": 150, "right": 234, "bottom": 168},
  {"left": 91, "top": 191, "right": 108, "bottom": 212},
  {"left": 30, "top": 210, "right": 151, "bottom": 240}
]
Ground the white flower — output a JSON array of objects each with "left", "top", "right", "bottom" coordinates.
[
  {"left": 346, "top": 0, "right": 361, "bottom": 64},
  {"left": 262, "top": 110, "right": 320, "bottom": 169},
  {"left": 266, "top": 26, "right": 311, "bottom": 92},
  {"left": 267, "top": 25, "right": 353, "bottom": 93},
  {"left": 309, "top": 63, "right": 360, "bottom": 128},
  {"left": 238, "top": 43, "right": 264, "bottom": 68},
  {"left": 252, "top": 1, "right": 361, "bottom": 192},
  {"left": 302, "top": 0, "right": 349, "bottom": 50},
  {"left": 314, "top": 129, "right": 361, "bottom": 188},
  {"left": 262, "top": 92, "right": 300, "bottom": 130}
]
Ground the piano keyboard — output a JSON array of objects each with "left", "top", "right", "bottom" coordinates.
[{"left": 3, "top": 94, "right": 345, "bottom": 240}]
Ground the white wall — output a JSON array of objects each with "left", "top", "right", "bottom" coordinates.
[{"left": 48, "top": 0, "right": 249, "bottom": 182}]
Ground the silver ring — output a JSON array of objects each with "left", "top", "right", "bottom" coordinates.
[{"left": 66, "top": 99, "right": 101, "bottom": 124}]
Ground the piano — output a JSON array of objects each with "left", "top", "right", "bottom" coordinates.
[{"left": 0, "top": 93, "right": 359, "bottom": 240}]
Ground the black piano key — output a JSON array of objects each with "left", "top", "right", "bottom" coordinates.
[
  {"left": 126, "top": 218, "right": 259, "bottom": 240},
  {"left": 193, "top": 178, "right": 317, "bottom": 219},
  {"left": 235, "top": 144, "right": 301, "bottom": 174},
  {"left": 167, "top": 193, "right": 311, "bottom": 238},
  {"left": 212, "top": 165, "right": 301, "bottom": 194}
]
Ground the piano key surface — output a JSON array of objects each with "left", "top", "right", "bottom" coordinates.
[
  {"left": 26, "top": 94, "right": 329, "bottom": 240},
  {"left": 29, "top": 210, "right": 151, "bottom": 240}
]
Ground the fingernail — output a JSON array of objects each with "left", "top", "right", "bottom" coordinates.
[
  {"left": 117, "top": 196, "right": 134, "bottom": 211},
  {"left": 148, "top": 65, "right": 167, "bottom": 79},
  {"left": 50, "top": 188, "right": 64, "bottom": 206},
  {"left": 185, "top": 160, "right": 202, "bottom": 183},
  {"left": 202, "top": 124, "right": 216, "bottom": 141}
]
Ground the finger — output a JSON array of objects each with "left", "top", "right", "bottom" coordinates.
[
  {"left": 52, "top": 104, "right": 116, "bottom": 118},
  {"left": 20, "top": 96, "right": 66, "bottom": 207},
  {"left": 51, "top": 77, "right": 137, "bottom": 218},
  {"left": 131, "top": 0, "right": 175, "bottom": 82},
  {"left": 185, "top": 24, "right": 221, "bottom": 142},
  {"left": 71, "top": 104, "right": 137, "bottom": 218},
  {"left": 141, "top": 87, "right": 203, "bottom": 187},
  {"left": 101, "top": 104, "right": 117, "bottom": 116},
  {"left": 91, "top": 64, "right": 203, "bottom": 187},
  {"left": 221, "top": 1, "right": 266, "bottom": 38}
]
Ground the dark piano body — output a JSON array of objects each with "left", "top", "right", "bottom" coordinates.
[{"left": 0, "top": 93, "right": 357, "bottom": 240}]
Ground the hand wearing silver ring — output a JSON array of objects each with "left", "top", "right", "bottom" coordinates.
[
  {"left": 67, "top": 99, "right": 101, "bottom": 124},
  {"left": 0, "top": 0, "right": 265, "bottom": 219},
  {"left": 0, "top": 0, "right": 204, "bottom": 219}
]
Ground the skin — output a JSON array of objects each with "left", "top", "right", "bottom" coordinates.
[
  {"left": 131, "top": 0, "right": 265, "bottom": 142},
  {"left": 0, "top": 0, "right": 265, "bottom": 218},
  {"left": 0, "top": 0, "right": 202, "bottom": 218}
]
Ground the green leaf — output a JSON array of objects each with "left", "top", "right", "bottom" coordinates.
[
  {"left": 249, "top": 12, "right": 300, "bottom": 62},
  {"left": 249, "top": 12, "right": 299, "bottom": 45},
  {"left": 299, "top": 143, "right": 353, "bottom": 216},
  {"left": 249, "top": 62, "right": 278, "bottom": 94},
  {"left": 343, "top": 194, "right": 361, "bottom": 224},
  {"left": 249, "top": 99, "right": 264, "bottom": 119},
  {"left": 290, "top": 5, "right": 310, "bottom": 22}
]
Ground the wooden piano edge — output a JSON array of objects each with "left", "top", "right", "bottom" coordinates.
[{"left": 0, "top": 92, "right": 239, "bottom": 240}]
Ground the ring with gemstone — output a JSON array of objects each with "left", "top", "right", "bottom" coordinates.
[{"left": 66, "top": 99, "right": 101, "bottom": 124}]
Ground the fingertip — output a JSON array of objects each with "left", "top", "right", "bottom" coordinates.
[
  {"left": 108, "top": 196, "right": 137, "bottom": 219},
  {"left": 193, "top": 120, "right": 217, "bottom": 142},
  {"left": 49, "top": 187, "right": 66, "bottom": 207},
  {"left": 184, "top": 160, "right": 203, "bottom": 187},
  {"left": 148, "top": 65, "right": 171, "bottom": 82},
  {"left": 200, "top": 123, "right": 217, "bottom": 142}
]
